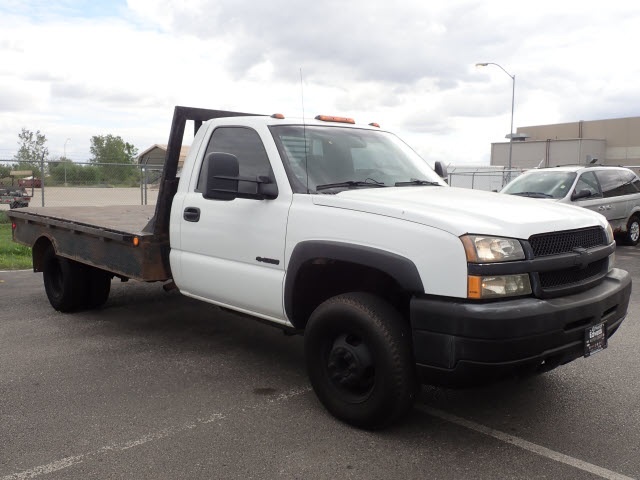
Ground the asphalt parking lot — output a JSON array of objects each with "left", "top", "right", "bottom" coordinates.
[{"left": 1, "top": 247, "right": 639, "bottom": 480}]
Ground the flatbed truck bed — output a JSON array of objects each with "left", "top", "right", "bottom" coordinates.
[{"left": 9, "top": 205, "right": 169, "bottom": 281}]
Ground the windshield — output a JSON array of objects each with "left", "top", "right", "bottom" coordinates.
[
  {"left": 270, "top": 125, "right": 446, "bottom": 193},
  {"left": 501, "top": 171, "right": 577, "bottom": 199}
]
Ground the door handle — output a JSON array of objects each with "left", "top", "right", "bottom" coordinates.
[{"left": 183, "top": 207, "right": 201, "bottom": 222}]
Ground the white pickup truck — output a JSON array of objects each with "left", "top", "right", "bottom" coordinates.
[{"left": 8, "top": 107, "right": 632, "bottom": 429}]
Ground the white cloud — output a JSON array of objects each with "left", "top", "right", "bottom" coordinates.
[
  {"left": 0, "top": 80, "right": 48, "bottom": 112},
  {"left": 1, "top": 0, "right": 640, "bottom": 165}
]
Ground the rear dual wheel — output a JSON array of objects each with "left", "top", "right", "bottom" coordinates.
[
  {"left": 304, "top": 292, "right": 416, "bottom": 429},
  {"left": 42, "top": 246, "right": 111, "bottom": 312},
  {"left": 85, "top": 268, "right": 112, "bottom": 309}
]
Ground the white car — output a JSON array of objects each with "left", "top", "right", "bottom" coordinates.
[{"left": 501, "top": 165, "right": 640, "bottom": 245}]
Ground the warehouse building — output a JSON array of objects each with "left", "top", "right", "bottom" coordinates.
[{"left": 490, "top": 116, "right": 640, "bottom": 169}]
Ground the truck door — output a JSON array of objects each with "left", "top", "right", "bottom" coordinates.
[{"left": 175, "top": 126, "right": 291, "bottom": 324}]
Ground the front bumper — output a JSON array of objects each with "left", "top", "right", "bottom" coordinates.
[{"left": 410, "top": 268, "right": 631, "bottom": 387}]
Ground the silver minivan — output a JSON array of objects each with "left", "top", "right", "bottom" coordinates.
[{"left": 501, "top": 165, "right": 640, "bottom": 245}]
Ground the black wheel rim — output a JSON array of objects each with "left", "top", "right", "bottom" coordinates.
[{"left": 324, "top": 332, "right": 375, "bottom": 402}]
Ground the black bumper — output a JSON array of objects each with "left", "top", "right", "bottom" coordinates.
[{"left": 410, "top": 268, "right": 632, "bottom": 387}]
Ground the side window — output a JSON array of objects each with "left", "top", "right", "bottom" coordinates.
[
  {"left": 196, "top": 127, "right": 274, "bottom": 193},
  {"left": 595, "top": 170, "right": 628, "bottom": 198},
  {"left": 574, "top": 171, "right": 601, "bottom": 199},
  {"left": 620, "top": 170, "right": 640, "bottom": 194}
]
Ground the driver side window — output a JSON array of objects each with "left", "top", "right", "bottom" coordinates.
[
  {"left": 573, "top": 172, "right": 601, "bottom": 200},
  {"left": 196, "top": 126, "right": 274, "bottom": 193}
]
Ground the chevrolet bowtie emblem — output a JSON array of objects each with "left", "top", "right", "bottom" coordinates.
[{"left": 572, "top": 247, "right": 589, "bottom": 269}]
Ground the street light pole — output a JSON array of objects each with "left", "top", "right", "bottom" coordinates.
[
  {"left": 475, "top": 62, "right": 516, "bottom": 181},
  {"left": 63, "top": 138, "right": 71, "bottom": 159}
]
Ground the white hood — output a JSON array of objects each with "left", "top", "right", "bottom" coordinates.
[{"left": 312, "top": 186, "right": 608, "bottom": 239}]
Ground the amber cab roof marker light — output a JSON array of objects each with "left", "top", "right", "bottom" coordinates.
[
  {"left": 368, "top": 122, "right": 381, "bottom": 128},
  {"left": 271, "top": 113, "right": 285, "bottom": 119},
  {"left": 314, "top": 115, "right": 356, "bottom": 124}
]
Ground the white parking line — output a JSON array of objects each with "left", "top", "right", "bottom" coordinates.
[
  {"left": 3, "top": 392, "right": 635, "bottom": 479},
  {"left": 0, "top": 387, "right": 312, "bottom": 480},
  {"left": 417, "top": 405, "right": 636, "bottom": 480}
]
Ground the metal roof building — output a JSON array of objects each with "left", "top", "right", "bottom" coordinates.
[
  {"left": 137, "top": 144, "right": 190, "bottom": 169},
  {"left": 490, "top": 116, "right": 640, "bottom": 169}
]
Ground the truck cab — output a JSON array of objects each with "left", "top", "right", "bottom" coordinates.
[{"left": 170, "top": 114, "right": 448, "bottom": 323}]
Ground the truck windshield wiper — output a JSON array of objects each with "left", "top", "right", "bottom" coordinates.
[
  {"left": 511, "top": 191, "right": 554, "bottom": 198},
  {"left": 394, "top": 179, "right": 441, "bottom": 187},
  {"left": 315, "top": 179, "right": 386, "bottom": 191}
]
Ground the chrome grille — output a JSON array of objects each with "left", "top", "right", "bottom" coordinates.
[{"left": 529, "top": 227, "right": 606, "bottom": 257}]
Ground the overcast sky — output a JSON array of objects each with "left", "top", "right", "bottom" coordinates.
[{"left": 1, "top": 0, "right": 639, "bottom": 166}]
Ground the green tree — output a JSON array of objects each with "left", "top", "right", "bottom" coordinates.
[
  {"left": 49, "top": 158, "right": 103, "bottom": 186},
  {"left": 0, "top": 164, "right": 11, "bottom": 179},
  {"left": 13, "top": 128, "right": 48, "bottom": 177},
  {"left": 47, "top": 155, "right": 67, "bottom": 170},
  {"left": 90, "top": 134, "right": 139, "bottom": 185},
  {"left": 49, "top": 158, "right": 74, "bottom": 185}
]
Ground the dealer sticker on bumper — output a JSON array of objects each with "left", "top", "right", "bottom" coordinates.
[{"left": 585, "top": 322, "right": 607, "bottom": 357}]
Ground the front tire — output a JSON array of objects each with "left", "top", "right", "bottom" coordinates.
[
  {"left": 624, "top": 216, "right": 640, "bottom": 246},
  {"left": 304, "top": 292, "right": 416, "bottom": 429}
]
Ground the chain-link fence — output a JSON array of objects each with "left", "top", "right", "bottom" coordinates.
[
  {"left": 447, "top": 167, "right": 526, "bottom": 192},
  {"left": 1, "top": 158, "right": 530, "bottom": 210},
  {"left": 0, "top": 159, "right": 163, "bottom": 209}
]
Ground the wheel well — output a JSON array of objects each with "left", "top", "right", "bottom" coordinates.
[
  {"left": 289, "top": 259, "right": 411, "bottom": 330},
  {"left": 32, "top": 236, "right": 54, "bottom": 272}
]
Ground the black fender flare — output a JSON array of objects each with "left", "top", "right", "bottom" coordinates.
[{"left": 284, "top": 240, "right": 424, "bottom": 323}]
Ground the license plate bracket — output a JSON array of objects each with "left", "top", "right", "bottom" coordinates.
[{"left": 584, "top": 322, "right": 607, "bottom": 357}]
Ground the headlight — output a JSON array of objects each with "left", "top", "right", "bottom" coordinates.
[
  {"left": 460, "top": 235, "right": 525, "bottom": 263},
  {"left": 605, "top": 224, "right": 614, "bottom": 244},
  {"left": 468, "top": 274, "right": 532, "bottom": 299}
]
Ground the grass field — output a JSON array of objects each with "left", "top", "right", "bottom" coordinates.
[{"left": 0, "top": 212, "right": 32, "bottom": 270}]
